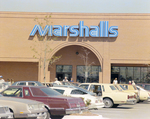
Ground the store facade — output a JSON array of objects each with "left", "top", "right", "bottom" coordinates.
[{"left": 0, "top": 12, "right": 150, "bottom": 83}]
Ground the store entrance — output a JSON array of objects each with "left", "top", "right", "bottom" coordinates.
[
  {"left": 56, "top": 73, "right": 72, "bottom": 81},
  {"left": 111, "top": 73, "right": 119, "bottom": 84}
]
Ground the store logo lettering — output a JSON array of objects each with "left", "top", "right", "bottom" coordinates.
[{"left": 30, "top": 21, "right": 118, "bottom": 37}]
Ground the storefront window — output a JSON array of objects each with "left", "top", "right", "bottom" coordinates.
[
  {"left": 111, "top": 67, "right": 119, "bottom": 73},
  {"left": 56, "top": 65, "right": 72, "bottom": 81},
  {"left": 126, "top": 67, "right": 133, "bottom": 82},
  {"left": 133, "top": 67, "right": 141, "bottom": 83},
  {"left": 141, "top": 67, "right": 147, "bottom": 83},
  {"left": 56, "top": 65, "right": 72, "bottom": 72},
  {"left": 119, "top": 67, "right": 127, "bottom": 83},
  {"left": 77, "top": 66, "right": 101, "bottom": 83},
  {"left": 111, "top": 66, "right": 150, "bottom": 84}
]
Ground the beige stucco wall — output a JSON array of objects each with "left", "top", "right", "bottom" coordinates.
[{"left": 0, "top": 12, "right": 150, "bottom": 83}]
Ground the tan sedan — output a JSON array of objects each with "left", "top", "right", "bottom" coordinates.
[{"left": 0, "top": 94, "right": 48, "bottom": 119}]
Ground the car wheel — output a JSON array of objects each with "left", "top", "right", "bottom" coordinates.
[
  {"left": 45, "top": 112, "right": 50, "bottom": 119},
  {"left": 103, "top": 98, "right": 113, "bottom": 108}
]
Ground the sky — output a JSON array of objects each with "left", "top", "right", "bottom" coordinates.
[{"left": 0, "top": 0, "right": 150, "bottom": 13}]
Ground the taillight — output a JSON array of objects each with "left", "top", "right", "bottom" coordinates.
[
  {"left": 148, "top": 93, "right": 150, "bottom": 96},
  {"left": 134, "top": 95, "right": 136, "bottom": 99},
  {"left": 95, "top": 100, "right": 98, "bottom": 103},
  {"left": 70, "top": 103, "right": 77, "bottom": 108},
  {"left": 128, "top": 95, "right": 134, "bottom": 99}
]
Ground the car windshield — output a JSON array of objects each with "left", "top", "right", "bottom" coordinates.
[
  {"left": 40, "top": 88, "right": 62, "bottom": 96},
  {"left": 79, "top": 85, "right": 89, "bottom": 90},
  {"left": 144, "top": 85, "right": 150, "bottom": 90}
]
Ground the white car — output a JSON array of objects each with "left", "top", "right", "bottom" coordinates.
[
  {"left": 50, "top": 86, "right": 104, "bottom": 109},
  {"left": 136, "top": 85, "right": 150, "bottom": 102}
]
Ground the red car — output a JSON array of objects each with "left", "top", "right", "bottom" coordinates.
[{"left": 1, "top": 86, "right": 87, "bottom": 117}]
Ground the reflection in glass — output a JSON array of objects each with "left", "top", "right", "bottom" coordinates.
[
  {"left": 127, "top": 67, "right": 133, "bottom": 82},
  {"left": 77, "top": 66, "right": 101, "bottom": 83},
  {"left": 111, "top": 66, "right": 150, "bottom": 83},
  {"left": 133, "top": 67, "right": 140, "bottom": 83},
  {"left": 56, "top": 65, "right": 72, "bottom": 72},
  {"left": 119, "top": 67, "right": 127, "bottom": 83},
  {"left": 141, "top": 67, "right": 147, "bottom": 83}
]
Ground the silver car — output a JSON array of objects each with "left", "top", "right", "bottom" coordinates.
[
  {"left": 0, "top": 94, "right": 49, "bottom": 119},
  {"left": 0, "top": 105, "right": 13, "bottom": 118}
]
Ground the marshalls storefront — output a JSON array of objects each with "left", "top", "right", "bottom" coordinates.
[{"left": 0, "top": 12, "right": 150, "bottom": 84}]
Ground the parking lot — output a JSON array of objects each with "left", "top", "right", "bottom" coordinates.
[{"left": 90, "top": 101, "right": 150, "bottom": 119}]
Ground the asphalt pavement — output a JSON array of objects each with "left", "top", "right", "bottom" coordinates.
[{"left": 90, "top": 101, "right": 150, "bottom": 119}]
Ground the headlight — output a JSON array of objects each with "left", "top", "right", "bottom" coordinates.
[
  {"left": 28, "top": 104, "right": 34, "bottom": 110},
  {"left": 38, "top": 103, "right": 45, "bottom": 109},
  {"left": 3, "top": 107, "right": 10, "bottom": 112}
]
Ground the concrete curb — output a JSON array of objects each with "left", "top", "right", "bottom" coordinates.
[{"left": 63, "top": 115, "right": 110, "bottom": 119}]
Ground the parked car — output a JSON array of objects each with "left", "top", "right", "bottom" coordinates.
[
  {"left": 114, "top": 84, "right": 140, "bottom": 103},
  {"left": 12, "top": 81, "right": 44, "bottom": 86},
  {"left": 0, "top": 94, "right": 48, "bottom": 119},
  {"left": 0, "top": 105, "right": 13, "bottom": 118},
  {"left": 137, "top": 83, "right": 150, "bottom": 92},
  {"left": 1, "top": 86, "right": 87, "bottom": 117},
  {"left": 79, "top": 83, "right": 136, "bottom": 108},
  {"left": 53, "top": 85, "right": 97, "bottom": 96},
  {"left": 42, "top": 82, "right": 53, "bottom": 87},
  {"left": 0, "top": 82, "right": 10, "bottom": 92},
  {"left": 70, "top": 82, "right": 81, "bottom": 87},
  {"left": 50, "top": 86, "right": 104, "bottom": 109},
  {"left": 135, "top": 85, "right": 150, "bottom": 102}
]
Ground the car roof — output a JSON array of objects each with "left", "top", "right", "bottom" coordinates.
[
  {"left": 14, "top": 81, "right": 40, "bottom": 83},
  {"left": 80, "top": 83, "right": 114, "bottom": 85},
  {"left": 8, "top": 85, "right": 46, "bottom": 88},
  {"left": 51, "top": 86, "right": 77, "bottom": 90}
]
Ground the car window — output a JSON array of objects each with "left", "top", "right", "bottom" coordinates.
[
  {"left": 122, "top": 85, "right": 128, "bottom": 89},
  {"left": 31, "top": 87, "right": 47, "bottom": 96},
  {"left": 89, "top": 85, "right": 94, "bottom": 92},
  {"left": 114, "top": 85, "right": 119, "bottom": 90},
  {"left": 40, "top": 87, "right": 62, "bottom": 96},
  {"left": 94, "top": 85, "right": 101, "bottom": 91},
  {"left": 110, "top": 86, "right": 117, "bottom": 90},
  {"left": 53, "top": 89, "right": 65, "bottom": 94},
  {"left": 119, "top": 85, "right": 127, "bottom": 90},
  {"left": 24, "top": 89, "right": 30, "bottom": 96},
  {"left": 71, "top": 89, "right": 87, "bottom": 94},
  {"left": 28, "top": 82, "right": 37, "bottom": 86},
  {"left": 144, "top": 85, "right": 150, "bottom": 90},
  {"left": 18, "top": 82, "right": 26, "bottom": 86},
  {"left": 79, "top": 85, "right": 89, "bottom": 90},
  {"left": 2, "top": 88, "right": 22, "bottom": 97},
  {"left": 102, "top": 85, "right": 105, "bottom": 92}
]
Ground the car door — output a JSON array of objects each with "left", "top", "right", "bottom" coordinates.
[{"left": 23, "top": 87, "right": 33, "bottom": 99}]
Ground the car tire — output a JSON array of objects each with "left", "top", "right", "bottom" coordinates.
[
  {"left": 46, "top": 112, "right": 50, "bottom": 119},
  {"left": 103, "top": 98, "right": 113, "bottom": 108}
]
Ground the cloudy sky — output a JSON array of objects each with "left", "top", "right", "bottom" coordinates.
[{"left": 0, "top": 0, "right": 150, "bottom": 13}]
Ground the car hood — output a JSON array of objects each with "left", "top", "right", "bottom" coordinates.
[{"left": 0, "top": 97, "right": 42, "bottom": 104}]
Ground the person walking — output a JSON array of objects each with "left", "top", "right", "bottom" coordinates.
[
  {"left": 113, "top": 78, "right": 118, "bottom": 84},
  {"left": 54, "top": 78, "right": 61, "bottom": 85},
  {"left": 70, "top": 78, "right": 74, "bottom": 82},
  {"left": 63, "top": 77, "right": 68, "bottom": 81},
  {"left": 132, "top": 80, "right": 135, "bottom": 85}
]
